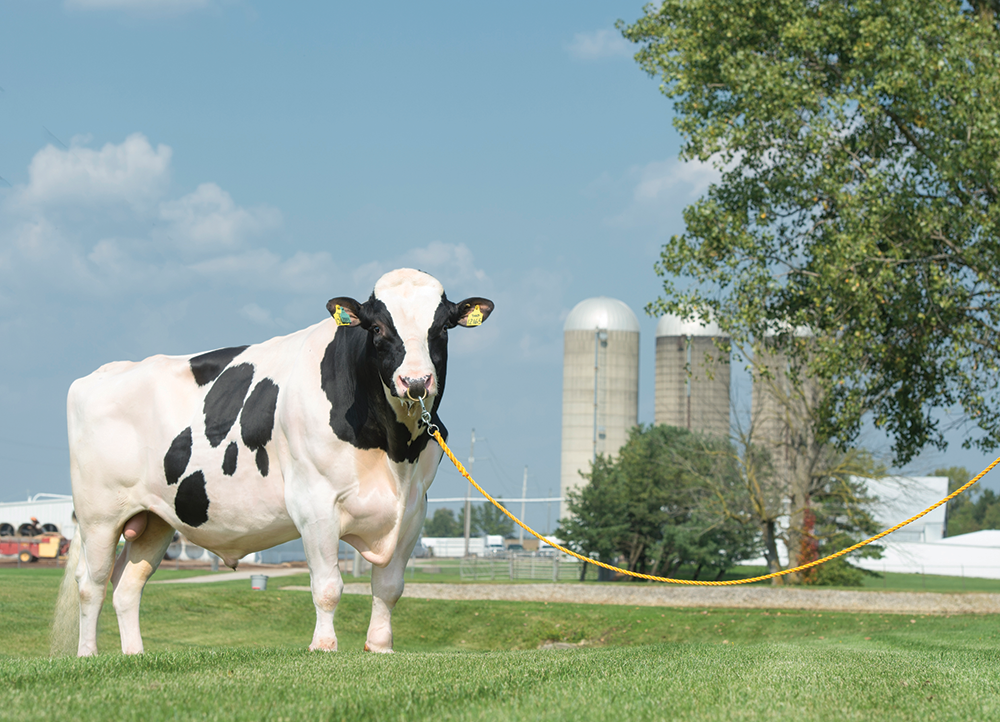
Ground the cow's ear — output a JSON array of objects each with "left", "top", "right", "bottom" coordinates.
[
  {"left": 452, "top": 298, "right": 494, "bottom": 328},
  {"left": 327, "top": 297, "right": 363, "bottom": 327}
]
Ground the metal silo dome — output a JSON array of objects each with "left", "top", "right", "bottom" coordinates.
[
  {"left": 655, "top": 313, "right": 723, "bottom": 338},
  {"left": 564, "top": 297, "right": 641, "bottom": 333}
]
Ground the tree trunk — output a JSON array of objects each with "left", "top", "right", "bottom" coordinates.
[
  {"left": 763, "top": 519, "right": 783, "bottom": 586},
  {"left": 627, "top": 537, "right": 645, "bottom": 573}
]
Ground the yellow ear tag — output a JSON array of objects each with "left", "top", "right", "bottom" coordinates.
[
  {"left": 334, "top": 305, "right": 353, "bottom": 327},
  {"left": 466, "top": 304, "right": 483, "bottom": 327}
]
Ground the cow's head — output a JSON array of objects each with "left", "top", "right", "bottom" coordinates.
[{"left": 327, "top": 269, "right": 493, "bottom": 402}]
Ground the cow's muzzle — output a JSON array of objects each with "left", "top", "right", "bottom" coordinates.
[{"left": 403, "top": 375, "right": 432, "bottom": 400}]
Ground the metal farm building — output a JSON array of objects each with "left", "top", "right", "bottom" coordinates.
[
  {"left": 0, "top": 495, "right": 76, "bottom": 538},
  {"left": 559, "top": 297, "right": 639, "bottom": 519},
  {"left": 654, "top": 314, "right": 731, "bottom": 439}
]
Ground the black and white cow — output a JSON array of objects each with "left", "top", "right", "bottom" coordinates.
[{"left": 57, "top": 269, "right": 492, "bottom": 656}]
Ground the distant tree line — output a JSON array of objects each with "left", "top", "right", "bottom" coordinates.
[{"left": 423, "top": 501, "right": 514, "bottom": 538}]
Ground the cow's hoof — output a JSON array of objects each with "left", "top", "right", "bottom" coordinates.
[
  {"left": 308, "top": 638, "right": 338, "bottom": 652},
  {"left": 363, "top": 642, "right": 394, "bottom": 654}
]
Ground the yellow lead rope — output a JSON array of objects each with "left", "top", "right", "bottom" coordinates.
[{"left": 431, "top": 429, "right": 1000, "bottom": 586}]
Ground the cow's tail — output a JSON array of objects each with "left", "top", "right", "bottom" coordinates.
[{"left": 50, "top": 532, "right": 81, "bottom": 657}]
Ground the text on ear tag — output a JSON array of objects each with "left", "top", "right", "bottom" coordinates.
[
  {"left": 466, "top": 304, "right": 483, "bottom": 327},
  {"left": 334, "top": 305, "right": 352, "bottom": 327}
]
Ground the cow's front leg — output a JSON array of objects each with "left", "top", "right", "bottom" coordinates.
[
  {"left": 365, "top": 552, "right": 407, "bottom": 653},
  {"left": 300, "top": 523, "right": 344, "bottom": 652}
]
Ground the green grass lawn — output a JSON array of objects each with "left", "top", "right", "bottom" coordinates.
[{"left": 4, "top": 568, "right": 1000, "bottom": 721}]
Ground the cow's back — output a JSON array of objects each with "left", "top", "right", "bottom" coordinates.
[{"left": 69, "top": 355, "right": 201, "bottom": 489}]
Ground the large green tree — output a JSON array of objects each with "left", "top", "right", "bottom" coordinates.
[
  {"left": 472, "top": 501, "right": 516, "bottom": 538},
  {"left": 558, "top": 425, "right": 758, "bottom": 580},
  {"left": 423, "top": 508, "right": 463, "bottom": 537},
  {"left": 622, "top": 0, "right": 1000, "bottom": 465}
]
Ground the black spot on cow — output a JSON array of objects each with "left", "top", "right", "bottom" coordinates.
[
  {"left": 203, "top": 363, "right": 254, "bottom": 447},
  {"left": 164, "top": 427, "right": 193, "bottom": 486},
  {"left": 189, "top": 346, "right": 249, "bottom": 387},
  {"left": 255, "top": 447, "right": 269, "bottom": 477},
  {"left": 240, "top": 378, "right": 279, "bottom": 476},
  {"left": 222, "top": 441, "right": 238, "bottom": 476},
  {"left": 175, "top": 471, "right": 209, "bottom": 527}
]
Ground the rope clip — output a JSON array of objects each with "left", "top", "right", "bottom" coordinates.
[{"left": 412, "top": 392, "right": 439, "bottom": 437}]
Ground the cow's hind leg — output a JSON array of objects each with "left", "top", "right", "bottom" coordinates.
[
  {"left": 76, "top": 524, "right": 121, "bottom": 657},
  {"left": 111, "top": 512, "right": 175, "bottom": 654},
  {"left": 365, "top": 553, "right": 407, "bottom": 653}
]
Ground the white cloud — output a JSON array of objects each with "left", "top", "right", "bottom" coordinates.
[
  {"left": 18, "top": 133, "right": 171, "bottom": 211},
  {"left": 65, "top": 0, "right": 211, "bottom": 13},
  {"left": 190, "top": 249, "right": 339, "bottom": 294},
  {"left": 240, "top": 302, "right": 276, "bottom": 327},
  {"left": 0, "top": 218, "right": 93, "bottom": 291},
  {"left": 565, "top": 29, "right": 632, "bottom": 61},
  {"left": 604, "top": 157, "right": 721, "bottom": 230},
  {"left": 158, "top": 183, "right": 281, "bottom": 253},
  {"left": 352, "top": 241, "right": 490, "bottom": 294},
  {"left": 0, "top": 133, "right": 344, "bottom": 307},
  {"left": 633, "top": 158, "right": 719, "bottom": 203}
]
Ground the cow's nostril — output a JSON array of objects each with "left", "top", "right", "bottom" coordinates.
[{"left": 402, "top": 375, "right": 432, "bottom": 400}]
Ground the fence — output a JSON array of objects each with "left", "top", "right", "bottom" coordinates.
[{"left": 459, "top": 552, "right": 584, "bottom": 582}]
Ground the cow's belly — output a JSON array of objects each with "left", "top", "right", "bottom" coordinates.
[{"left": 149, "top": 445, "right": 298, "bottom": 559}]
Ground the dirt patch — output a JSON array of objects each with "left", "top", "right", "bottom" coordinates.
[
  {"left": 0, "top": 558, "right": 65, "bottom": 569},
  {"left": 334, "top": 582, "right": 1000, "bottom": 615}
]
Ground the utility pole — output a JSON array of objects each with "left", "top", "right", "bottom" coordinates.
[
  {"left": 463, "top": 428, "right": 475, "bottom": 556},
  {"left": 519, "top": 466, "right": 528, "bottom": 546}
]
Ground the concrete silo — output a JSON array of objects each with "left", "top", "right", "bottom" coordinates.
[
  {"left": 751, "top": 327, "right": 817, "bottom": 485},
  {"left": 560, "top": 297, "right": 640, "bottom": 519},
  {"left": 654, "top": 314, "right": 731, "bottom": 439}
]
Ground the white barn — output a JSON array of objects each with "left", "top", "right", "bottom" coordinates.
[{"left": 0, "top": 494, "right": 76, "bottom": 538}]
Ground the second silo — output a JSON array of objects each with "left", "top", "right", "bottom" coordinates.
[
  {"left": 751, "top": 326, "right": 816, "bottom": 485},
  {"left": 560, "top": 297, "right": 640, "bottom": 519},
  {"left": 655, "top": 314, "right": 731, "bottom": 439}
]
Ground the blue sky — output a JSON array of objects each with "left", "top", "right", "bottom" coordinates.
[{"left": 0, "top": 0, "right": 995, "bottom": 530}]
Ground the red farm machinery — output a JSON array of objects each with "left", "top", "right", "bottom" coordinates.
[{"left": 0, "top": 521, "right": 70, "bottom": 563}]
